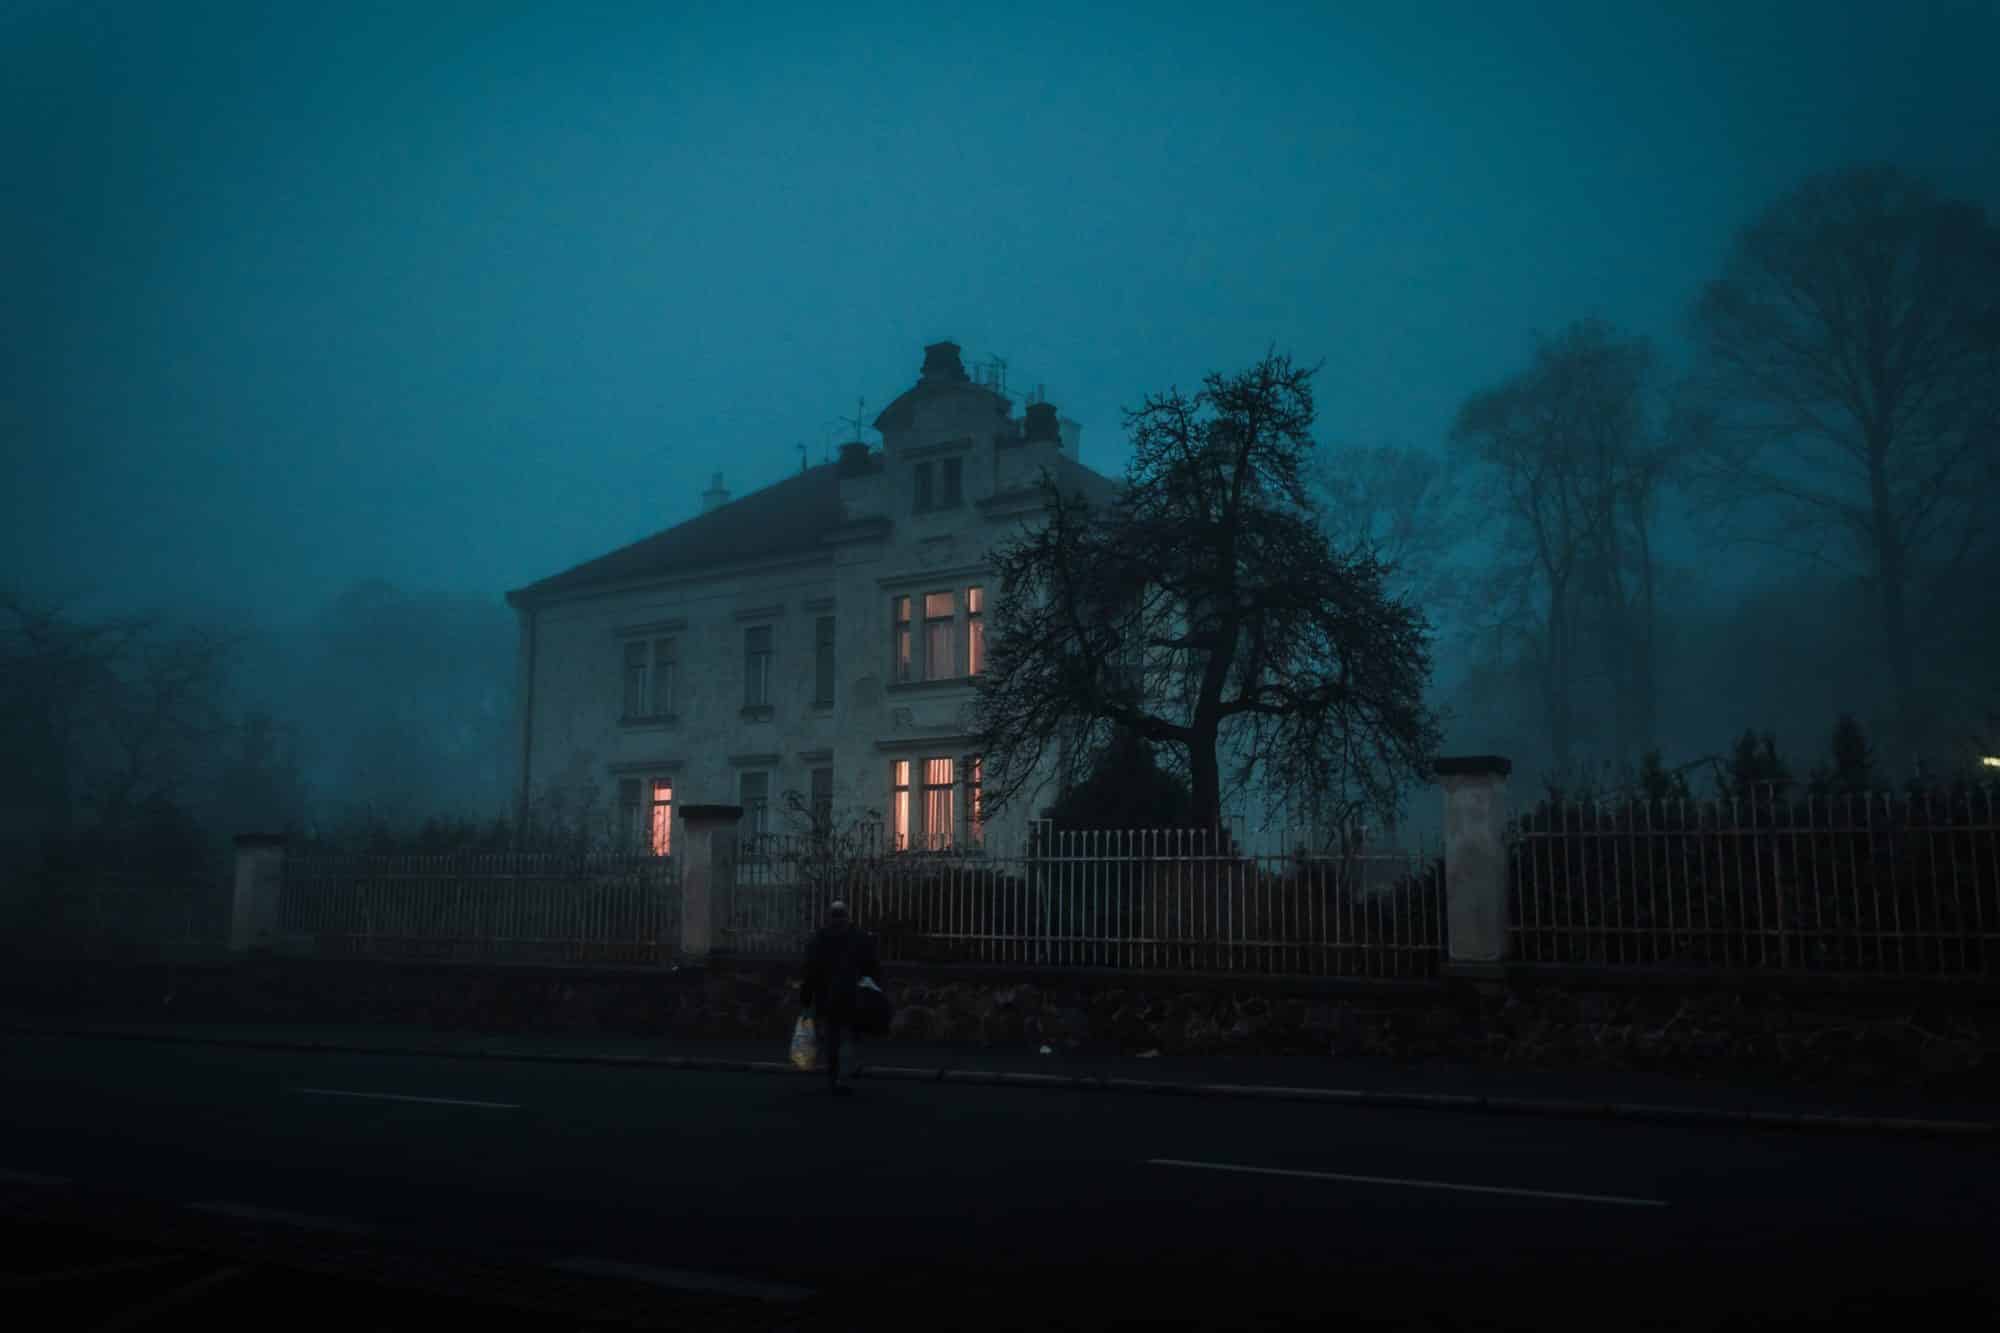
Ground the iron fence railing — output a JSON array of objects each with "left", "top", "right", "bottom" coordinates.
[
  {"left": 731, "top": 822, "right": 1444, "bottom": 979},
  {"left": 1507, "top": 786, "right": 1998, "bottom": 977},
  {"left": 278, "top": 852, "right": 682, "bottom": 964}
]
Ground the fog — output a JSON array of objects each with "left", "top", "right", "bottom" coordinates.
[{"left": 4, "top": 1, "right": 1996, "bottom": 858}]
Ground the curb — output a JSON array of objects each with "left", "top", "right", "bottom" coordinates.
[{"left": 11, "top": 1023, "right": 1997, "bottom": 1138}]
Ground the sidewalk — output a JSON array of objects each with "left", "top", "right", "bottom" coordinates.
[{"left": 8, "top": 1016, "right": 1996, "bottom": 1135}]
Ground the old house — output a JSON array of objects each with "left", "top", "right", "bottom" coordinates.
[{"left": 504, "top": 341, "right": 1115, "bottom": 855}]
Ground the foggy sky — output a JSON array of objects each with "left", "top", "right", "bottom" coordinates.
[{"left": 5, "top": 0, "right": 1996, "bottom": 630}]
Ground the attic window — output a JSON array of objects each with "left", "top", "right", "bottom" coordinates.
[
  {"left": 914, "top": 461, "right": 934, "bottom": 512},
  {"left": 941, "top": 457, "right": 963, "bottom": 507}
]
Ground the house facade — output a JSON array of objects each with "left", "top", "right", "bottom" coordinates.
[{"left": 504, "top": 341, "right": 1117, "bottom": 856}]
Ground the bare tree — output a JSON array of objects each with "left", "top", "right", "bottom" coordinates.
[
  {"left": 1450, "top": 321, "right": 1674, "bottom": 772},
  {"left": 1690, "top": 164, "right": 2000, "bottom": 757},
  {"left": 972, "top": 352, "right": 1442, "bottom": 834}
]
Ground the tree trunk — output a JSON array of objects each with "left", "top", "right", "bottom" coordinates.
[{"left": 1189, "top": 719, "right": 1223, "bottom": 837}]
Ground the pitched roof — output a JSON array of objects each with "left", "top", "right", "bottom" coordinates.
[
  {"left": 505, "top": 462, "right": 851, "bottom": 607},
  {"left": 505, "top": 451, "right": 1123, "bottom": 608}
]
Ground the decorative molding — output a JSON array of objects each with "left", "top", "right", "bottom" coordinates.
[
  {"left": 872, "top": 734, "right": 978, "bottom": 755},
  {"left": 728, "top": 752, "right": 783, "bottom": 768},
  {"left": 797, "top": 748, "right": 833, "bottom": 763},
  {"left": 801, "top": 596, "right": 836, "bottom": 612},
  {"left": 886, "top": 677, "right": 974, "bottom": 696},
  {"left": 905, "top": 436, "right": 975, "bottom": 460},
  {"left": 617, "top": 714, "right": 680, "bottom": 732},
  {"left": 611, "top": 618, "right": 687, "bottom": 638},
  {"left": 877, "top": 562, "right": 989, "bottom": 589},
  {"left": 824, "top": 517, "right": 894, "bottom": 547},
  {"left": 734, "top": 604, "right": 785, "bottom": 621},
  {"left": 608, "top": 757, "right": 685, "bottom": 775},
  {"left": 739, "top": 704, "right": 775, "bottom": 723}
]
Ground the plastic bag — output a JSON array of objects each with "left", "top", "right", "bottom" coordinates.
[{"left": 790, "top": 1015, "right": 819, "bottom": 1071}]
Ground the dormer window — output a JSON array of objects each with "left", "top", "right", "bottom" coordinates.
[
  {"left": 941, "top": 457, "right": 963, "bottom": 507},
  {"left": 914, "top": 461, "right": 934, "bottom": 512}
]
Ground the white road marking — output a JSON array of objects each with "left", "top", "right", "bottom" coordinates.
[
  {"left": 187, "top": 1201, "right": 379, "bottom": 1235},
  {"left": 294, "top": 1087, "right": 519, "bottom": 1109},
  {"left": 1148, "top": 1159, "right": 1668, "bottom": 1208},
  {"left": 0, "top": 1168, "right": 73, "bottom": 1187},
  {"left": 551, "top": 1257, "right": 817, "bottom": 1304}
]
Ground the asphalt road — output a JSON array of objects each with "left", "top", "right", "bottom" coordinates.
[{"left": 3, "top": 1033, "right": 1995, "bottom": 1331}]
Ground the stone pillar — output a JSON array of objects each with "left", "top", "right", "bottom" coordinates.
[
  {"left": 1434, "top": 756, "right": 1512, "bottom": 973},
  {"left": 676, "top": 804, "right": 743, "bottom": 964},
  {"left": 230, "top": 834, "right": 287, "bottom": 954}
]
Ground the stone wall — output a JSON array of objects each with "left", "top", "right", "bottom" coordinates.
[{"left": 3, "top": 956, "right": 1994, "bottom": 1096}]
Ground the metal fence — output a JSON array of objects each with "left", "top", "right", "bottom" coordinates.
[
  {"left": 1508, "top": 786, "right": 1999, "bottom": 976},
  {"left": 731, "top": 823, "right": 1444, "bottom": 979},
  {"left": 278, "top": 852, "right": 682, "bottom": 964}
]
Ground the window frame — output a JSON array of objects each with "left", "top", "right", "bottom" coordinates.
[
  {"left": 913, "top": 460, "right": 934, "bottom": 512},
  {"left": 743, "top": 624, "right": 774, "bottom": 709},
  {"left": 940, "top": 456, "right": 963, "bottom": 508},
  {"left": 891, "top": 595, "right": 913, "bottom": 683},
  {"left": 966, "top": 585, "right": 984, "bottom": 676},
  {"left": 922, "top": 590, "right": 955, "bottom": 683},
  {"left": 618, "top": 775, "right": 674, "bottom": 856},
  {"left": 813, "top": 615, "right": 836, "bottom": 707},
  {"left": 621, "top": 637, "right": 678, "bottom": 721},
  {"left": 739, "top": 769, "right": 771, "bottom": 842}
]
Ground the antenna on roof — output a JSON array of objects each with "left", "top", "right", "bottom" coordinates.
[{"left": 837, "top": 397, "right": 871, "bottom": 444}]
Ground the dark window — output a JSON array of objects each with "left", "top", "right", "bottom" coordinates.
[
  {"left": 650, "top": 638, "right": 676, "bottom": 716},
  {"left": 622, "top": 642, "right": 648, "bottom": 717},
  {"left": 923, "top": 591, "right": 954, "bottom": 681},
  {"left": 740, "top": 770, "right": 769, "bottom": 837},
  {"left": 745, "top": 625, "right": 773, "bottom": 707},
  {"left": 914, "top": 461, "right": 934, "bottom": 512},
  {"left": 810, "top": 766, "right": 834, "bottom": 834},
  {"left": 814, "top": 616, "right": 835, "bottom": 706},
  {"left": 941, "top": 456, "right": 963, "bottom": 507}
]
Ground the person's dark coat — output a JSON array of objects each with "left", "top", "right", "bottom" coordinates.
[{"left": 801, "top": 922, "right": 880, "bottom": 1023}]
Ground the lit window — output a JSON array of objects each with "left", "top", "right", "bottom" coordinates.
[
  {"left": 923, "top": 756, "right": 955, "bottom": 851},
  {"left": 892, "top": 596, "right": 912, "bottom": 683},
  {"left": 648, "top": 779, "right": 672, "bottom": 856},
  {"left": 967, "top": 755, "right": 983, "bottom": 847},
  {"left": 924, "top": 591, "right": 954, "bottom": 682},
  {"left": 966, "top": 586, "right": 984, "bottom": 676},
  {"left": 891, "top": 760, "right": 911, "bottom": 850},
  {"left": 619, "top": 777, "right": 672, "bottom": 855}
]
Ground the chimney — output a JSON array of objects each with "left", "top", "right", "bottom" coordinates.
[
  {"left": 1023, "top": 401, "right": 1061, "bottom": 444},
  {"left": 701, "top": 472, "right": 730, "bottom": 512},
  {"left": 920, "top": 340, "right": 969, "bottom": 384},
  {"left": 837, "top": 441, "right": 872, "bottom": 476}
]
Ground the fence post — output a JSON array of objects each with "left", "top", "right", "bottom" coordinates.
[
  {"left": 677, "top": 804, "right": 743, "bottom": 964},
  {"left": 1434, "top": 756, "right": 1513, "bottom": 974},
  {"left": 230, "top": 834, "right": 287, "bottom": 954}
]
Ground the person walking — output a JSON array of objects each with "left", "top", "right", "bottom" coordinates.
[{"left": 800, "top": 900, "right": 878, "bottom": 1095}]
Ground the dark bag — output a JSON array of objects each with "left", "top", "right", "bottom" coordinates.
[{"left": 853, "top": 976, "right": 893, "bottom": 1036}]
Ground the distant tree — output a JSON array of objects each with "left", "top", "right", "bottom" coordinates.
[
  {"left": 972, "top": 352, "right": 1441, "bottom": 834},
  {"left": 210, "top": 711, "right": 310, "bottom": 838},
  {"left": 85, "top": 623, "right": 236, "bottom": 833},
  {"left": 1717, "top": 729, "right": 1794, "bottom": 804},
  {"left": 1311, "top": 440, "right": 1471, "bottom": 629},
  {"left": 1807, "top": 713, "right": 1878, "bottom": 797},
  {"left": 1450, "top": 321, "right": 1680, "bottom": 772},
  {"left": 1690, "top": 164, "right": 2000, "bottom": 760}
]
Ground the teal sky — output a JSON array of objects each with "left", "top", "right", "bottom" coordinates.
[{"left": 5, "top": 0, "right": 1995, "bottom": 627}]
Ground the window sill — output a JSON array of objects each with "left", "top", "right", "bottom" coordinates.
[
  {"left": 887, "top": 677, "right": 978, "bottom": 694},
  {"left": 740, "top": 705, "right": 776, "bottom": 722},
  {"left": 809, "top": 701, "right": 834, "bottom": 714},
  {"left": 619, "top": 714, "right": 679, "bottom": 730}
]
